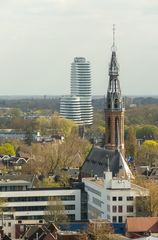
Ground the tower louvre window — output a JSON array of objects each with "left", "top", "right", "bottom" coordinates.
[
  {"left": 115, "top": 117, "right": 119, "bottom": 146},
  {"left": 107, "top": 117, "right": 111, "bottom": 143},
  {"left": 114, "top": 98, "right": 119, "bottom": 108}
]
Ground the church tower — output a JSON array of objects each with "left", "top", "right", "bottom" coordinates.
[{"left": 105, "top": 25, "right": 125, "bottom": 155}]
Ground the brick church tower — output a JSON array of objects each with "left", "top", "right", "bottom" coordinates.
[{"left": 105, "top": 26, "right": 125, "bottom": 156}]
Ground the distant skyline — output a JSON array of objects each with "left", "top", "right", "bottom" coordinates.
[{"left": 0, "top": 0, "right": 158, "bottom": 95}]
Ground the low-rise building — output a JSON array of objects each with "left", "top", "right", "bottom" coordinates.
[
  {"left": 126, "top": 217, "right": 158, "bottom": 239},
  {"left": 0, "top": 175, "right": 86, "bottom": 239}
]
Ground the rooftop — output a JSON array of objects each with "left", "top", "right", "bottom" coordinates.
[{"left": 126, "top": 217, "right": 158, "bottom": 233}]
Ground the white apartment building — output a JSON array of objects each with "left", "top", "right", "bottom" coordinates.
[{"left": 82, "top": 171, "right": 149, "bottom": 224}]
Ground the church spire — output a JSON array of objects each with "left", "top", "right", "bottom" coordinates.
[
  {"left": 106, "top": 25, "right": 123, "bottom": 111},
  {"left": 105, "top": 25, "right": 125, "bottom": 155}
]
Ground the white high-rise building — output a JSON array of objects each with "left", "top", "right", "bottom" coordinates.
[
  {"left": 71, "top": 57, "right": 93, "bottom": 125},
  {"left": 60, "top": 96, "right": 82, "bottom": 125},
  {"left": 60, "top": 57, "right": 93, "bottom": 126}
]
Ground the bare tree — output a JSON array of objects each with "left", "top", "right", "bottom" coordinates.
[
  {"left": 87, "top": 221, "right": 113, "bottom": 240},
  {"left": 44, "top": 196, "right": 68, "bottom": 224}
]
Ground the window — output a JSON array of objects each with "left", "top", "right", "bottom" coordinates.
[
  {"left": 8, "top": 233, "right": 11, "bottom": 238},
  {"left": 127, "top": 196, "right": 133, "bottom": 201},
  {"left": 112, "top": 206, "right": 117, "bottom": 213},
  {"left": 8, "top": 222, "right": 11, "bottom": 227},
  {"left": 114, "top": 99, "right": 119, "bottom": 108},
  {"left": 118, "top": 216, "right": 123, "bottom": 223},
  {"left": 118, "top": 206, "right": 123, "bottom": 213},
  {"left": 93, "top": 197, "right": 102, "bottom": 207},
  {"left": 112, "top": 197, "right": 117, "bottom": 201},
  {"left": 127, "top": 205, "right": 134, "bottom": 212},
  {"left": 112, "top": 216, "right": 117, "bottom": 223},
  {"left": 107, "top": 196, "right": 110, "bottom": 201},
  {"left": 86, "top": 186, "right": 101, "bottom": 196},
  {"left": 65, "top": 205, "right": 75, "bottom": 210},
  {"left": 107, "top": 205, "right": 110, "bottom": 212},
  {"left": 68, "top": 214, "right": 75, "bottom": 221},
  {"left": 118, "top": 197, "right": 122, "bottom": 201},
  {"left": 60, "top": 195, "right": 75, "bottom": 201}
]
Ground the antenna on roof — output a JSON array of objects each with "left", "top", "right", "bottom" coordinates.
[{"left": 107, "top": 157, "right": 110, "bottom": 172}]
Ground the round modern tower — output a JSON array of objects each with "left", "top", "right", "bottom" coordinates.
[{"left": 71, "top": 57, "right": 93, "bottom": 126}]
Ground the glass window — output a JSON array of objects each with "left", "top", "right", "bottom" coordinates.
[
  {"left": 107, "top": 205, "right": 110, "bottom": 212},
  {"left": 118, "top": 197, "right": 122, "bottom": 201},
  {"left": 107, "top": 196, "right": 110, "bottom": 201},
  {"left": 118, "top": 216, "right": 123, "bottom": 223},
  {"left": 112, "top": 197, "right": 117, "bottom": 201},
  {"left": 8, "top": 233, "right": 11, "bottom": 238},
  {"left": 65, "top": 205, "right": 75, "bottom": 210},
  {"left": 68, "top": 214, "right": 75, "bottom": 221},
  {"left": 127, "top": 205, "right": 134, "bottom": 212},
  {"left": 112, "top": 206, "right": 117, "bottom": 213},
  {"left": 127, "top": 196, "right": 133, "bottom": 201},
  {"left": 118, "top": 206, "right": 123, "bottom": 213},
  {"left": 112, "top": 216, "right": 117, "bottom": 223},
  {"left": 8, "top": 222, "right": 11, "bottom": 227}
]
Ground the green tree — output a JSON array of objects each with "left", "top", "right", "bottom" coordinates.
[
  {"left": 0, "top": 143, "right": 15, "bottom": 156},
  {"left": 125, "top": 126, "right": 137, "bottom": 159},
  {"left": 10, "top": 108, "right": 22, "bottom": 118},
  {"left": 35, "top": 117, "right": 50, "bottom": 135},
  {"left": 136, "top": 124, "right": 158, "bottom": 140},
  {"left": 134, "top": 176, "right": 158, "bottom": 217},
  {"left": 24, "top": 119, "right": 37, "bottom": 145},
  {"left": 51, "top": 113, "right": 77, "bottom": 137},
  {"left": 137, "top": 140, "right": 158, "bottom": 166}
]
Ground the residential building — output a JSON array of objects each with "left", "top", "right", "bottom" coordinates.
[
  {"left": 20, "top": 223, "right": 88, "bottom": 240},
  {"left": 126, "top": 217, "right": 158, "bottom": 238},
  {"left": 60, "top": 57, "right": 93, "bottom": 126}
]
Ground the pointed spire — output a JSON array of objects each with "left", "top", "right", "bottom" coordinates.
[
  {"left": 106, "top": 25, "right": 124, "bottom": 111},
  {"left": 112, "top": 24, "right": 116, "bottom": 52},
  {"left": 109, "top": 24, "right": 119, "bottom": 77}
]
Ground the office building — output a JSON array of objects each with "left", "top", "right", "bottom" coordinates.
[
  {"left": 82, "top": 171, "right": 148, "bottom": 226},
  {"left": 0, "top": 175, "right": 87, "bottom": 239}
]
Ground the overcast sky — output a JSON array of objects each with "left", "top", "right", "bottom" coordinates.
[{"left": 0, "top": 0, "right": 157, "bottom": 96}]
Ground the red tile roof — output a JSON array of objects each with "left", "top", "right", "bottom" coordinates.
[{"left": 126, "top": 217, "right": 158, "bottom": 233}]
